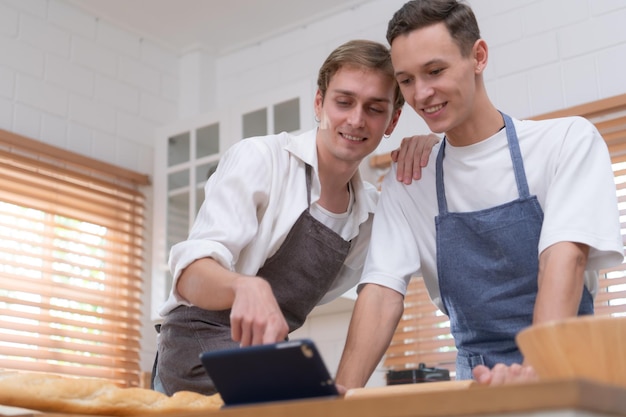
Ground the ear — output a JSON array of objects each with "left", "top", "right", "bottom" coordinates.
[
  {"left": 473, "top": 38, "right": 488, "bottom": 74},
  {"left": 314, "top": 89, "right": 323, "bottom": 120},
  {"left": 384, "top": 107, "right": 403, "bottom": 136}
]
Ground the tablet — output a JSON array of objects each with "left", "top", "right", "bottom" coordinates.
[{"left": 199, "top": 339, "right": 339, "bottom": 406}]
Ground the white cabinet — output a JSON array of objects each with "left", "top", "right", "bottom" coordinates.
[
  {"left": 151, "top": 81, "right": 313, "bottom": 320},
  {"left": 151, "top": 112, "right": 225, "bottom": 320}
]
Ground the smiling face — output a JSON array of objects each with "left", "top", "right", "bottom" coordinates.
[
  {"left": 314, "top": 65, "right": 400, "bottom": 169},
  {"left": 391, "top": 22, "right": 482, "bottom": 139}
]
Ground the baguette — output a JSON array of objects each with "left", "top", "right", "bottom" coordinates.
[{"left": 0, "top": 371, "right": 223, "bottom": 415}]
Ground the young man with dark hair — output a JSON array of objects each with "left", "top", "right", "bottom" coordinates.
[{"left": 336, "top": 0, "right": 623, "bottom": 387}]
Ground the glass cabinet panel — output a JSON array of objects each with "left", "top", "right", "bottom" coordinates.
[
  {"left": 167, "top": 169, "right": 190, "bottom": 191},
  {"left": 167, "top": 169, "right": 190, "bottom": 249},
  {"left": 243, "top": 108, "right": 267, "bottom": 138},
  {"left": 274, "top": 98, "right": 300, "bottom": 133},
  {"left": 197, "top": 123, "right": 219, "bottom": 158},
  {"left": 196, "top": 185, "right": 205, "bottom": 215},
  {"left": 167, "top": 192, "right": 189, "bottom": 245},
  {"left": 168, "top": 132, "right": 190, "bottom": 166},
  {"left": 166, "top": 190, "right": 190, "bottom": 292},
  {"left": 196, "top": 161, "right": 218, "bottom": 184},
  {"left": 195, "top": 161, "right": 219, "bottom": 214}
]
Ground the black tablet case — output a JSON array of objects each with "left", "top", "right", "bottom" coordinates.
[{"left": 199, "top": 339, "right": 339, "bottom": 406}]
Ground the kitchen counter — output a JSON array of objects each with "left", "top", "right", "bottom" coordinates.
[
  {"left": 3, "top": 379, "right": 625, "bottom": 417},
  {"left": 198, "top": 379, "right": 626, "bottom": 417}
]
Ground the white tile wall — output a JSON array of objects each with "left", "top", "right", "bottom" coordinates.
[
  {"left": 597, "top": 43, "right": 626, "bottom": 97},
  {"left": 119, "top": 56, "right": 161, "bottom": 94},
  {"left": 0, "top": 65, "right": 15, "bottom": 98},
  {"left": 14, "top": 102, "right": 40, "bottom": 138},
  {"left": 117, "top": 111, "right": 155, "bottom": 147},
  {"left": 48, "top": 0, "right": 96, "bottom": 38},
  {"left": 528, "top": 64, "right": 566, "bottom": 115},
  {"left": 40, "top": 112, "right": 66, "bottom": 147},
  {"left": 523, "top": 0, "right": 588, "bottom": 35},
  {"left": 559, "top": 8, "right": 626, "bottom": 58},
  {"left": 0, "top": 97, "right": 14, "bottom": 130},
  {"left": 1, "top": 0, "right": 626, "bottom": 385},
  {"left": 20, "top": 14, "right": 71, "bottom": 57},
  {"left": 97, "top": 20, "right": 142, "bottom": 59},
  {"left": 493, "top": 32, "right": 560, "bottom": 76},
  {"left": 140, "top": 92, "right": 177, "bottom": 123},
  {"left": 0, "top": 3, "right": 19, "bottom": 36},
  {"left": 0, "top": 36, "right": 45, "bottom": 76},
  {"left": 480, "top": 10, "right": 523, "bottom": 47},
  {"left": 92, "top": 130, "right": 118, "bottom": 162},
  {"left": 67, "top": 122, "right": 93, "bottom": 154},
  {"left": 4, "top": 0, "right": 46, "bottom": 17},
  {"left": 562, "top": 55, "right": 600, "bottom": 106},
  {"left": 45, "top": 54, "right": 94, "bottom": 95},
  {"left": 141, "top": 42, "right": 178, "bottom": 76},
  {"left": 0, "top": 0, "right": 178, "bottom": 176},
  {"left": 95, "top": 75, "right": 140, "bottom": 113},
  {"left": 17, "top": 73, "right": 68, "bottom": 116},
  {"left": 591, "top": 0, "right": 626, "bottom": 14},
  {"left": 71, "top": 36, "right": 117, "bottom": 77},
  {"left": 69, "top": 94, "right": 116, "bottom": 133}
]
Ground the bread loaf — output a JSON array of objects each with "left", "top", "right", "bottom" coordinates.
[{"left": 0, "top": 371, "right": 223, "bottom": 415}]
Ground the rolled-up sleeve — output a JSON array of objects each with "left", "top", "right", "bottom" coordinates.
[{"left": 165, "top": 140, "right": 273, "bottom": 307}]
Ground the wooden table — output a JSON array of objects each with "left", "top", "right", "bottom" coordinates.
[{"left": 189, "top": 379, "right": 626, "bottom": 417}]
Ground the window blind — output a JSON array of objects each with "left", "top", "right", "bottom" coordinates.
[
  {"left": 384, "top": 277, "right": 457, "bottom": 374},
  {"left": 372, "top": 93, "right": 626, "bottom": 377},
  {"left": 0, "top": 128, "right": 149, "bottom": 387}
]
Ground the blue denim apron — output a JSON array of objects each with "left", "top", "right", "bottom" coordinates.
[
  {"left": 434, "top": 113, "right": 593, "bottom": 379},
  {"left": 154, "top": 164, "right": 351, "bottom": 395}
]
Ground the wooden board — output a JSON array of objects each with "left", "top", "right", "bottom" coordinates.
[{"left": 345, "top": 380, "right": 475, "bottom": 399}]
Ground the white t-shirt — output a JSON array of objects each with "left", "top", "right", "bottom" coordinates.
[
  {"left": 159, "top": 129, "right": 378, "bottom": 315},
  {"left": 360, "top": 116, "right": 624, "bottom": 312}
]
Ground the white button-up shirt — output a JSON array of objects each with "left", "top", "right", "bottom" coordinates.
[{"left": 159, "top": 129, "right": 379, "bottom": 315}]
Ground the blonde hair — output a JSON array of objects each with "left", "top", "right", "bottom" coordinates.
[{"left": 317, "top": 39, "right": 404, "bottom": 111}]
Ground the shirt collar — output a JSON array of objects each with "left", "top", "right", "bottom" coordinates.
[
  {"left": 284, "top": 129, "right": 378, "bottom": 220},
  {"left": 283, "top": 129, "right": 318, "bottom": 167}
]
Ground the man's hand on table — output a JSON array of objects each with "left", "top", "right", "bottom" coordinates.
[{"left": 473, "top": 363, "right": 539, "bottom": 386}]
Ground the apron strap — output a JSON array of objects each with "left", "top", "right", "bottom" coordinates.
[
  {"left": 435, "top": 140, "right": 448, "bottom": 214},
  {"left": 306, "top": 164, "right": 312, "bottom": 207},
  {"left": 501, "top": 112, "right": 531, "bottom": 198}
]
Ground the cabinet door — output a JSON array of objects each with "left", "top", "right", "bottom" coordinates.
[
  {"left": 151, "top": 114, "right": 224, "bottom": 320},
  {"left": 233, "top": 80, "right": 313, "bottom": 140}
]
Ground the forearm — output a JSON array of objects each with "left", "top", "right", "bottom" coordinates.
[
  {"left": 177, "top": 257, "right": 287, "bottom": 345},
  {"left": 176, "top": 257, "right": 244, "bottom": 310},
  {"left": 335, "top": 284, "right": 404, "bottom": 389},
  {"left": 534, "top": 242, "right": 590, "bottom": 324}
]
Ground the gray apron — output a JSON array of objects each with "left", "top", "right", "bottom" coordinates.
[
  {"left": 154, "top": 164, "right": 351, "bottom": 395},
  {"left": 434, "top": 112, "right": 593, "bottom": 380}
]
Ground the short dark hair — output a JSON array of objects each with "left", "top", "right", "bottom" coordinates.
[
  {"left": 317, "top": 39, "right": 405, "bottom": 111},
  {"left": 386, "top": 0, "right": 480, "bottom": 57}
]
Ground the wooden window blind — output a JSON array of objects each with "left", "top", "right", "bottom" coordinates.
[
  {"left": 372, "top": 93, "right": 626, "bottom": 377},
  {"left": 0, "top": 128, "right": 150, "bottom": 387}
]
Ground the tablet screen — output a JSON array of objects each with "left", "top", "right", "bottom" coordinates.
[{"left": 200, "top": 339, "right": 339, "bottom": 406}]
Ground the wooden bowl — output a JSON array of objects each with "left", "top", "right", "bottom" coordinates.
[{"left": 516, "top": 315, "right": 626, "bottom": 388}]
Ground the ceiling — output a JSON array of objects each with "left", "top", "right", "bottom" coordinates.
[{"left": 64, "top": 0, "right": 375, "bottom": 56}]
